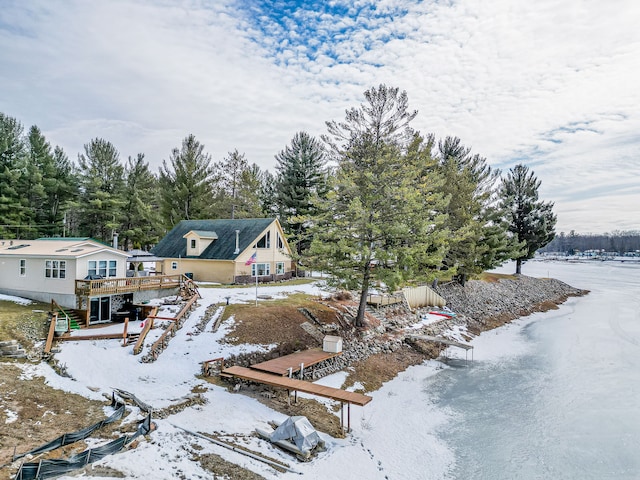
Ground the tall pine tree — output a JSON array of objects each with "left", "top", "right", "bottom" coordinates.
[
  {"left": 77, "top": 138, "right": 126, "bottom": 243},
  {"left": 0, "top": 113, "right": 29, "bottom": 237},
  {"left": 275, "top": 131, "right": 328, "bottom": 258},
  {"left": 121, "top": 153, "right": 162, "bottom": 250},
  {"left": 500, "top": 164, "right": 556, "bottom": 274},
  {"left": 437, "top": 136, "right": 519, "bottom": 284},
  {"left": 159, "top": 134, "right": 215, "bottom": 227},
  {"left": 309, "top": 85, "right": 447, "bottom": 327}
]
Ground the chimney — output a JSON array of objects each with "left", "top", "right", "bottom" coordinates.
[
  {"left": 112, "top": 232, "right": 119, "bottom": 250},
  {"left": 234, "top": 230, "right": 240, "bottom": 254}
]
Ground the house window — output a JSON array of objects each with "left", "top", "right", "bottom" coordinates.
[
  {"left": 190, "top": 239, "right": 196, "bottom": 249},
  {"left": 256, "top": 231, "right": 271, "bottom": 249},
  {"left": 251, "top": 263, "right": 270, "bottom": 277},
  {"left": 277, "top": 233, "right": 284, "bottom": 250},
  {"left": 171, "top": 261, "right": 178, "bottom": 270},
  {"left": 276, "top": 262, "right": 285, "bottom": 275},
  {"left": 45, "top": 260, "right": 66, "bottom": 279},
  {"left": 19, "top": 259, "right": 26, "bottom": 276},
  {"left": 88, "top": 260, "right": 118, "bottom": 278}
]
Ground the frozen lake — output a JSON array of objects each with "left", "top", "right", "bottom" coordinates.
[{"left": 430, "top": 260, "right": 640, "bottom": 479}]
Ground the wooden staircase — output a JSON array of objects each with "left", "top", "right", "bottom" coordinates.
[
  {"left": 51, "top": 300, "right": 82, "bottom": 331},
  {"left": 181, "top": 277, "right": 201, "bottom": 299}
]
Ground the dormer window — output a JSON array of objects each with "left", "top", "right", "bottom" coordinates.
[{"left": 183, "top": 230, "right": 218, "bottom": 256}]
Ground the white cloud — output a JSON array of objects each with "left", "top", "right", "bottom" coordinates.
[{"left": 0, "top": 0, "right": 639, "bottom": 232}]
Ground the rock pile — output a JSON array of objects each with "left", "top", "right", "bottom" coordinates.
[
  {"left": 226, "top": 275, "right": 587, "bottom": 382},
  {"left": 434, "top": 275, "right": 588, "bottom": 326}
]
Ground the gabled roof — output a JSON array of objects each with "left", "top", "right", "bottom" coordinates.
[
  {"left": 152, "top": 218, "right": 277, "bottom": 261},
  {"left": 0, "top": 239, "right": 129, "bottom": 258},
  {"left": 183, "top": 230, "right": 218, "bottom": 240}
]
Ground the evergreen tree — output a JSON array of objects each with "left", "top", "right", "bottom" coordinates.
[
  {"left": 211, "top": 150, "right": 262, "bottom": 219},
  {"left": 309, "top": 85, "right": 447, "bottom": 327},
  {"left": 500, "top": 164, "right": 556, "bottom": 274},
  {"left": 274, "top": 131, "right": 328, "bottom": 257},
  {"left": 77, "top": 138, "right": 126, "bottom": 243},
  {"left": 159, "top": 134, "right": 215, "bottom": 227},
  {"left": 121, "top": 153, "right": 162, "bottom": 250},
  {"left": 437, "top": 136, "right": 519, "bottom": 284},
  {"left": 259, "top": 170, "right": 279, "bottom": 217},
  {"left": 48, "top": 146, "right": 79, "bottom": 237},
  {"left": 0, "top": 113, "right": 29, "bottom": 237},
  {"left": 234, "top": 163, "right": 265, "bottom": 218}
]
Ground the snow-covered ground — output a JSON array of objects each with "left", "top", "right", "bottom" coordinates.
[{"left": 10, "top": 281, "right": 470, "bottom": 479}]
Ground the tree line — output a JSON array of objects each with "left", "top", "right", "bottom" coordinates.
[
  {"left": 1, "top": 85, "right": 557, "bottom": 325},
  {"left": 540, "top": 230, "right": 640, "bottom": 255}
]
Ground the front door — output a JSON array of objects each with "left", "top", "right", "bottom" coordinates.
[{"left": 89, "top": 296, "right": 111, "bottom": 323}]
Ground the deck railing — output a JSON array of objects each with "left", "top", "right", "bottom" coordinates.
[{"left": 75, "top": 274, "right": 183, "bottom": 297}]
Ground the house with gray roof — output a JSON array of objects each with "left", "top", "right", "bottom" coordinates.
[
  {"left": 0, "top": 238, "right": 184, "bottom": 326},
  {"left": 151, "top": 218, "right": 293, "bottom": 283}
]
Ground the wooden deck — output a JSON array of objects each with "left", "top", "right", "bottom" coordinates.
[
  {"left": 75, "top": 274, "right": 183, "bottom": 297},
  {"left": 222, "top": 365, "right": 372, "bottom": 406},
  {"left": 250, "top": 349, "right": 342, "bottom": 376}
]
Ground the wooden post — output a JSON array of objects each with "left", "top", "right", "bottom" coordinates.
[
  {"left": 44, "top": 313, "right": 58, "bottom": 354},
  {"left": 122, "top": 317, "right": 129, "bottom": 346}
]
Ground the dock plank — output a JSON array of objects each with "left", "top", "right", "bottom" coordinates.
[
  {"left": 222, "top": 366, "right": 372, "bottom": 406},
  {"left": 251, "top": 349, "right": 342, "bottom": 376}
]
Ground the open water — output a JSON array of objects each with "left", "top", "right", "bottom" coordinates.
[{"left": 430, "top": 260, "right": 640, "bottom": 479}]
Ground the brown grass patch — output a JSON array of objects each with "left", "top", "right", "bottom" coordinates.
[
  {"left": 343, "top": 346, "right": 428, "bottom": 393},
  {"left": 222, "top": 294, "right": 340, "bottom": 349},
  {"left": 0, "top": 363, "right": 111, "bottom": 479}
]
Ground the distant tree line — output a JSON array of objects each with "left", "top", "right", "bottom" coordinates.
[
  {"left": 540, "top": 230, "right": 640, "bottom": 254},
  {"left": 1, "top": 86, "right": 557, "bottom": 325}
]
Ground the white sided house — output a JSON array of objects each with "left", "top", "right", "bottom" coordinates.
[
  {"left": 0, "top": 238, "right": 185, "bottom": 326},
  {"left": 151, "top": 218, "right": 294, "bottom": 283}
]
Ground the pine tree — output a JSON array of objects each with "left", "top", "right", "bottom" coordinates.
[
  {"left": 159, "top": 134, "right": 215, "bottom": 227},
  {"left": 274, "top": 131, "right": 328, "bottom": 258},
  {"left": 500, "top": 164, "right": 556, "bottom": 274},
  {"left": 211, "top": 150, "right": 263, "bottom": 219},
  {"left": 309, "top": 85, "right": 447, "bottom": 327},
  {"left": 77, "top": 138, "right": 126, "bottom": 243},
  {"left": 0, "top": 113, "right": 29, "bottom": 237},
  {"left": 121, "top": 154, "right": 162, "bottom": 250},
  {"left": 437, "top": 136, "right": 519, "bottom": 284}
]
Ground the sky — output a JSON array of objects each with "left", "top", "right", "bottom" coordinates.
[{"left": 1, "top": 0, "right": 639, "bottom": 234}]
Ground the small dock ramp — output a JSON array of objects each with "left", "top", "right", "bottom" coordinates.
[
  {"left": 407, "top": 334, "right": 474, "bottom": 363},
  {"left": 222, "top": 365, "right": 371, "bottom": 432}
]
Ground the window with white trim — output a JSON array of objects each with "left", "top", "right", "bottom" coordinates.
[
  {"left": 19, "top": 259, "right": 26, "bottom": 276},
  {"left": 251, "top": 263, "right": 270, "bottom": 276},
  {"left": 45, "top": 260, "right": 66, "bottom": 279},
  {"left": 276, "top": 261, "right": 285, "bottom": 275},
  {"left": 276, "top": 233, "right": 284, "bottom": 250},
  {"left": 88, "top": 260, "right": 118, "bottom": 278},
  {"left": 171, "top": 261, "right": 178, "bottom": 270},
  {"left": 190, "top": 239, "right": 196, "bottom": 249}
]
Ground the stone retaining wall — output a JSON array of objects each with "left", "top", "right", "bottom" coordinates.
[{"left": 0, "top": 340, "right": 27, "bottom": 359}]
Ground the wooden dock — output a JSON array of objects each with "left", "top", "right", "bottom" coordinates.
[
  {"left": 222, "top": 366, "right": 372, "bottom": 406},
  {"left": 250, "top": 349, "right": 342, "bottom": 376}
]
